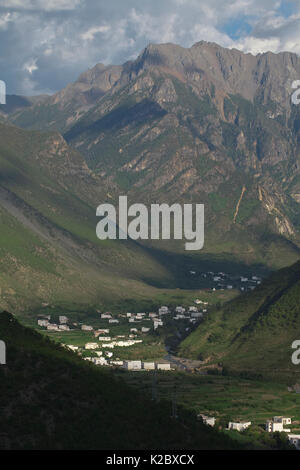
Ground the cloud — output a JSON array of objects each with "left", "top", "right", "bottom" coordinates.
[
  {"left": 0, "top": 0, "right": 81, "bottom": 11},
  {"left": 81, "top": 25, "right": 111, "bottom": 42},
  {"left": 0, "top": 0, "right": 299, "bottom": 95},
  {"left": 0, "top": 12, "right": 13, "bottom": 29},
  {"left": 23, "top": 58, "right": 38, "bottom": 74}
]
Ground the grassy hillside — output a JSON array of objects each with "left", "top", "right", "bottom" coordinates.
[
  {"left": 179, "top": 260, "right": 300, "bottom": 382},
  {"left": 0, "top": 311, "right": 248, "bottom": 450},
  {"left": 0, "top": 122, "right": 223, "bottom": 314}
]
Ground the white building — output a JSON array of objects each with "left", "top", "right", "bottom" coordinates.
[
  {"left": 59, "top": 315, "right": 68, "bottom": 324},
  {"left": 176, "top": 306, "right": 185, "bottom": 313},
  {"left": 108, "top": 319, "right": 119, "bottom": 324},
  {"left": 38, "top": 319, "right": 49, "bottom": 327},
  {"left": 153, "top": 319, "right": 163, "bottom": 329},
  {"left": 58, "top": 324, "right": 70, "bottom": 331},
  {"left": 114, "top": 340, "right": 136, "bottom": 347},
  {"left": 85, "top": 342, "right": 99, "bottom": 350},
  {"left": 191, "top": 312, "right": 203, "bottom": 318},
  {"left": 156, "top": 363, "right": 171, "bottom": 370},
  {"left": 110, "top": 360, "right": 124, "bottom": 366},
  {"left": 198, "top": 414, "right": 216, "bottom": 427},
  {"left": 89, "top": 357, "right": 107, "bottom": 365},
  {"left": 47, "top": 324, "right": 59, "bottom": 331},
  {"left": 158, "top": 306, "right": 169, "bottom": 315},
  {"left": 105, "top": 351, "right": 113, "bottom": 358},
  {"left": 124, "top": 360, "right": 142, "bottom": 370},
  {"left": 188, "top": 306, "right": 198, "bottom": 312},
  {"left": 266, "top": 417, "right": 291, "bottom": 433},
  {"left": 81, "top": 325, "right": 93, "bottom": 331},
  {"left": 273, "top": 416, "right": 292, "bottom": 425},
  {"left": 66, "top": 345, "right": 78, "bottom": 352},
  {"left": 92, "top": 357, "right": 108, "bottom": 365},
  {"left": 95, "top": 328, "right": 109, "bottom": 335},
  {"left": 142, "top": 362, "right": 155, "bottom": 370},
  {"left": 141, "top": 327, "right": 150, "bottom": 333},
  {"left": 228, "top": 421, "right": 251, "bottom": 432},
  {"left": 101, "top": 313, "right": 112, "bottom": 319},
  {"left": 98, "top": 336, "right": 111, "bottom": 341}
]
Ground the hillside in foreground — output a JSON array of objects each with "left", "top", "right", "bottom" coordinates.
[
  {"left": 0, "top": 311, "right": 249, "bottom": 450},
  {"left": 179, "top": 260, "right": 300, "bottom": 383}
]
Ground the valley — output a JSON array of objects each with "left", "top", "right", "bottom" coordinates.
[{"left": 0, "top": 38, "right": 299, "bottom": 451}]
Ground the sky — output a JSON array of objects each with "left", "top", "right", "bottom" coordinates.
[{"left": 0, "top": 0, "right": 300, "bottom": 95}]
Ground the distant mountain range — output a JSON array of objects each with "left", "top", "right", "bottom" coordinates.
[{"left": 0, "top": 41, "right": 300, "bottom": 312}]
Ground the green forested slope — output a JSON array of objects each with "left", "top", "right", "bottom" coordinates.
[
  {"left": 179, "top": 261, "right": 300, "bottom": 382},
  {"left": 0, "top": 311, "right": 247, "bottom": 450}
]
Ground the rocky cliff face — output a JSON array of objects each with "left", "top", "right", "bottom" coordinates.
[{"left": 5, "top": 41, "right": 300, "bottom": 266}]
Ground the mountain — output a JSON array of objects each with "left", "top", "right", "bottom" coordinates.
[
  {"left": 6, "top": 41, "right": 300, "bottom": 269},
  {"left": 7, "top": 64, "right": 122, "bottom": 132},
  {"left": 179, "top": 260, "right": 300, "bottom": 382},
  {"left": 0, "top": 121, "right": 197, "bottom": 314},
  {"left": 0, "top": 310, "right": 249, "bottom": 450}
]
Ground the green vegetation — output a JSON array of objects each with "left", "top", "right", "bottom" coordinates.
[
  {"left": 0, "top": 311, "right": 251, "bottom": 450},
  {"left": 179, "top": 260, "right": 300, "bottom": 383},
  {"left": 118, "top": 371, "right": 300, "bottom": 431}
]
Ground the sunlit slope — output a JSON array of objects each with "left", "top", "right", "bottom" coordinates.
[
  {"left": 179, "top": 260, "right": 300, "bottom": 382},
  {"left": 0, "top": 123, "right": 179, "bottom": 312}
]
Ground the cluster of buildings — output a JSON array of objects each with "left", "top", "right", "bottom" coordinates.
[
  {"left": 37, "top": 302, "right": 208, "bottom": 372},
  {"left": 198, "top": 416, "right": 251, "bottom": 432},
  {"left": 85, "top": 337, "right": 143, "bottom": 350},
  {"left": 197, "top": 414, "right": 300, "bottom": 448},
  {"left": 265, "top": 416, "right": 300, "bottom": 449},
  {"left": 193, "top": 270, "right": 262, "bottom": 292},
  {"left": 123, "top": 360, "right": 171, "bottom": 371},
  {"left": 37, "top": 301, "right": 208, "bottom": 336},
  {"left": 82, "top": 357, "right": 172, "bottom": 370},
  {"left": 37, "top": 315, "right": 70, "bottom": 331}
]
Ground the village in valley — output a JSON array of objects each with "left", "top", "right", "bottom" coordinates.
[
  {"left": 188, "top": 270, "right": 262, "bottom": 292},
  {"left": 36, "top": 301, "right": 208, "bottom": 370},
  {"left": 34, "top": 269, "right": 299, "bottom": 449}
]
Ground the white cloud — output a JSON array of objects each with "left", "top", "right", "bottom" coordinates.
[
  {"left": 1, "top": 0, "right": 300, "bottom": 95},
  {"left": 23, "top": 58, "right": 38, "bottom": 75},
  {"left": 81, "top": 25, "right": 111, "bottom": 42},
  {"left": 0, "top": 12, "right": 14, "bottom": 29}
]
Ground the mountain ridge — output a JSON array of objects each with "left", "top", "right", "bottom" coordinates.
[{"left": 1, "top": 40, "right": 300, "bottom": 304}]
